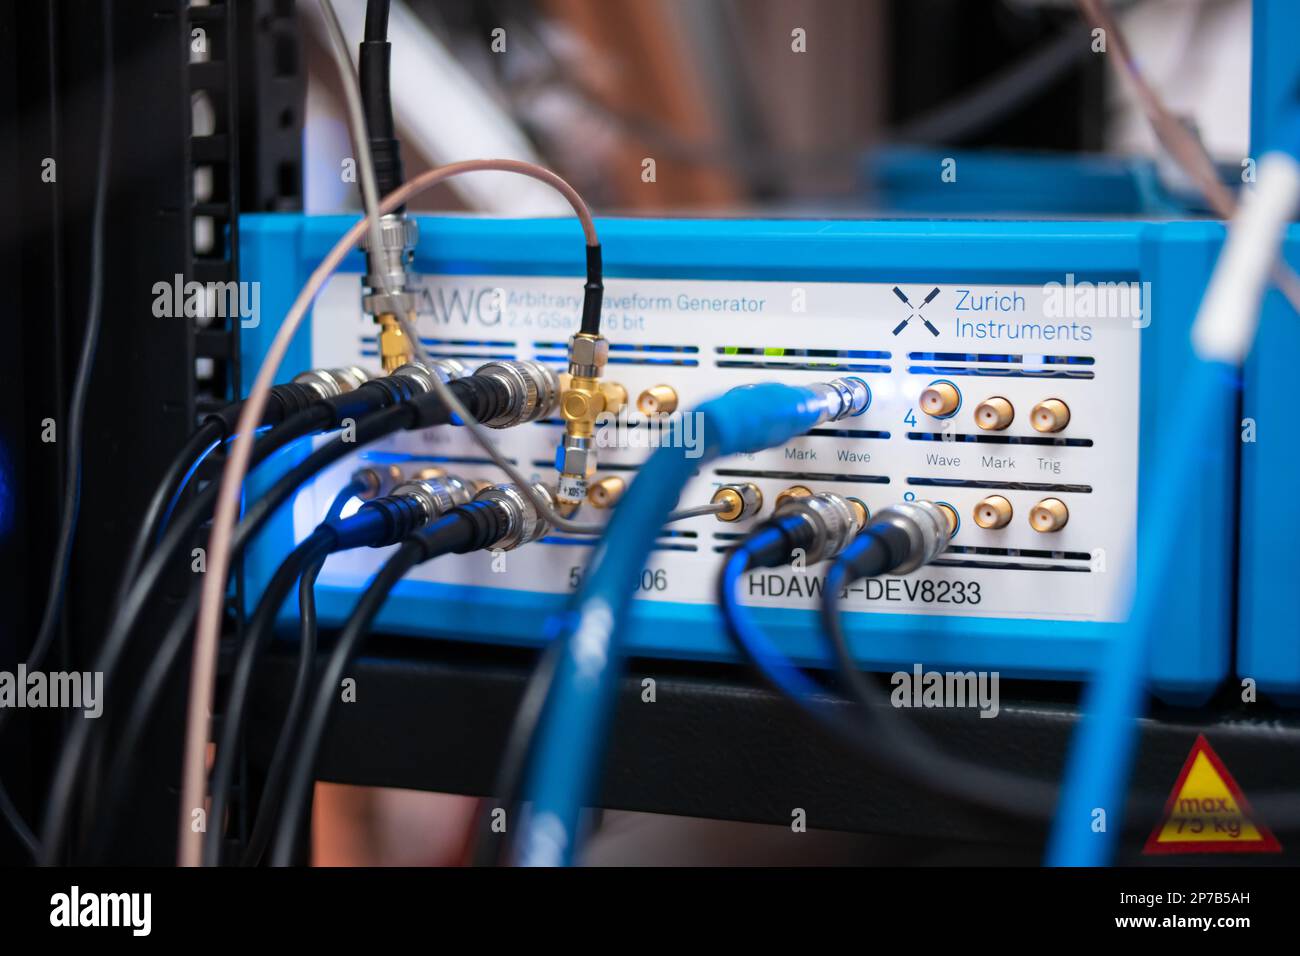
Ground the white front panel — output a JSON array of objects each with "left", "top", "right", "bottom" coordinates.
[{"left": 302, "top": 273, "right": 1141, "bottom": 623}]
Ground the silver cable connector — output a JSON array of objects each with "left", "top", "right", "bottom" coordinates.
[
  {"left": 773, "top": 491, "right": 867, "bottom": 565},
  {"left": 292, "top": 366, "right": 371, "bottom": 400},
  {"left": 808, "top": 376, "right": 871, "bottom": 423},
  {"left": 361, "top": 213, "right": 420, "bottom": 316},
  {"left": 474, "top": 481, "right": 554, "bottom": 551},
  {"left": 869, "top": 500, "right": 952, "bottom": 575},
  {"left": 391, "top": 357, "right": 472, "bottom": 392},
  {"left": 391, "top": 472, "right": 476, "bottom": 523},
  {"left": 474, "top": 360, "right": 562, "bottom": 427}
]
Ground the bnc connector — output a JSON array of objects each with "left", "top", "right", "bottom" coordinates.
[
  {"left": 474, "top": 360, "right": 561, "bottom": 427},
  {"left": 391, "top": 357, "right": 472, "bottom": 392},
  {"left": 475, "top": 482, "right": 554, "bottom": 551},
  {"left": 773, "top": 491, "right": 867, "bottom": 565},
  {"left": 292, "top": 366, "right": 371, "bottom": 400},
  {"left": 868, "top": 501, "right": 953, "bottom": 574},
  {"left": 392, "top": 472, "right": 476, "bottom": 523}
]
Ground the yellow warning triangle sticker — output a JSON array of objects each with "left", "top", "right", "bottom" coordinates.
[{"left": 1143, "top": 734, "right": 1281, "bottom": 855}]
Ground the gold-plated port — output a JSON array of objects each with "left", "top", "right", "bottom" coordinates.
[
  {"left": 356, "top": 463, "right": 404, "bottom": 500},
  {"left": 711, "top": 487, "right": 744, "bottom": 521},
  {"left": 637, "top": 385, "right": 678, "bottom": 416},
  {"left": 412, "top": 465, "right": 448, "bottom": 481},
  {"left": 936, "top": 502, "right": 960, "bottom": 536},
  {"left": 974, "top": 396, "right": 1014, "bottom": 431},
  {"left": 1031, "top": 398, "right": 1071, "bottom": 433},
  {"left": 1029, "top": 497, "right": 1069, "bottom": 533},
  {"left": 469, "top": 478, "right": 495, "bottom": 496},
  {"left": 847, "top": 497, "right": 870, "bottom": 529},
  {"left": 587, "top": 475, "right": 626, "bottom": 509},
  {"left": 973, "top": 495, "right": 1013, "bottom": 529},
  {"left": 711, "top": 482, "right": 763, "bottom": 522},
  {"left": 920, "top": 381, "right": 961, "bottom": 418},
  {"left": 774, "top": 485, "right": 814, "bottom": 511},
  {"left": 376, "top": 313, "right": 413, "bottom": 373}
]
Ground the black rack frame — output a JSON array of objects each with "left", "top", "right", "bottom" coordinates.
[
  {"left": 248, "top": 635, "right": 1300, "bottom": 864},
  {"left": 0, "top": 0, "right": 302, "bottom": 864}
]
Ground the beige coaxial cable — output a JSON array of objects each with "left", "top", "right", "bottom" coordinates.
[
  {"left": 177, "top": 0, "right": 604, "bottom": 867},
  {"left": 177, "top": 160, "right": 602, "bottom": 866}
]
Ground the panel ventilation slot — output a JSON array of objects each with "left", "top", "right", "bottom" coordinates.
[
  {"left": 908, "top": 432, "right": 1093, "bottom": 448},
  {"left": 907, "top": 352, "right": 1095, "bottom": 380},
  {"left": 807, "top": 427, "right": 891, "bottom": 440},
  {"left": 531, "top": 459, "right": 644, "bottom": 474},
  {"left": 929, "top": 558, "right": 1090, "bottom": 573},
  {"left": 713, "top": 468, "right": 890, "bottom": 485},
  {"left": 533, "top": 341, "right": 699, "bottom": 367},
  {"left": 543, "top": 531, "right": 698, "bottom": 553},
  {"left": 944, "top": 544, "right": 1092, "bottom": 561},
  {"left": 358, "top": 451, "right": 518, "bottom": 469},
  {"left": 357, "top": 335, "right": 519, "bottom": 362},
  {"left": 716, "top": 346, "right": 890, "bottom": 374},
  {"left": 908, "top": 477, "right": 1092, "bottom": 494}
]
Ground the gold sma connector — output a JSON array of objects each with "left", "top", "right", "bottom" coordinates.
[
  {"left": 711, "top": 482, "right": 762, "bottom": 522},
  {"left": 846, "top": 497, "right": 870, "bottom": 530},
  {"left": 376, "top": 312, "right": 414, "bottom": 373},
  {"left": 637, "top": 385, "right": 678, "bottom": 416},
  {"left": 1031, "top": 398, "right": 1071, "bottom": 433},
  {"left": 587, "top": 475, "right": 626, "bottom": 509},
  {"left": 936, "top": 502, "right": 960, "bottom": 537},
  {"left": 973, "top": 495, "right": 1013, "bottom": 529},
  {"left": 920, "top": 382, "right": 960, "bottom": 418},
  {"left": 1029, "top": 497, "right": 1069, "bottom": 533},
  {"left": 774, "top": 485, "right": 814, "bottom": 511},
  {"left": 974, "top": 396, "right": 1014, "bottom": 431}
]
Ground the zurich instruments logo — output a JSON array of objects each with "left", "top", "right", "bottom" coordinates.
[{"left": 890, "top": 286, "right": 941, "bottom": 337}]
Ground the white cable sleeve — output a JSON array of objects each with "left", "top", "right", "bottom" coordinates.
[{"left": 1192, "top": 151, "right": 1300, "bottom": 364}]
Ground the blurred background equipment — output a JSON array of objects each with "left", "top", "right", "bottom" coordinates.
[{"left": 6, "top": 0, "right": 1300, "bottom": 871}]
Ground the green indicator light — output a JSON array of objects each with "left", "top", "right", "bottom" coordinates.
[{"left": 763, "top": 347, "right": 785, "bottom": 357}]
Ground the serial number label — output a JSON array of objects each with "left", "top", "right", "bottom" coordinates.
[
  {"left": 569, "top": 566, "right": 669, "bottom": 593},
  {"left": 843, "top": 577, "right": 983, "bottom": 606},
  {"left": 744, "top": 573, "right": 983, "bottom": 606}
]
